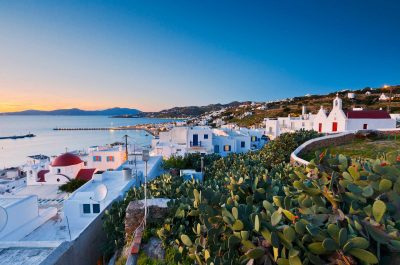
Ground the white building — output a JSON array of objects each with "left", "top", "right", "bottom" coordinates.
[
  {"left": 151, "top": 126, "right": 214, "bottom": 158},
  {"left": 265, "top": 105, "right": 315, "bottom": 139},
  {"left": 151, "top": 126, "right": 268, "bottom": 158},
  {"left": 212, "top": 129, "right": 250, "bottom": 156},
  {"left": 0, "top": 195, "right": 57, "bottom": 241},
  {"left": 24, "top": 146, "right": 128, "bottom": 186},
  {"left": 86, "top": 145, "right": 126, "bottom": 171},
  {"left": 25, "top": 153, "right": 96, "bottom": 185},
  {"left": 379, "top": 93, "right": 390, "bottom": 101},
  {"left": 265, "top": 94, "right": 396, "bottom": 138},
  {"left": 347, "top": 92, "right": 356, "bottom": 99},
  {"left": 64, "top": 155, "right": 162, "bottom": 235}
]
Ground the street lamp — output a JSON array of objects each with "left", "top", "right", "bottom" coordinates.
[{"left": 142, "top": 149, "right": 150, "bottom": 226}]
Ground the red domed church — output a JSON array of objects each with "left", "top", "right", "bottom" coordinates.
[{"left": 26, "top": 153, "right": 97, "bottom": 185}]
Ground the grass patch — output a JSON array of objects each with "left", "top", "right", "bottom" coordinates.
[{"left": 301, "top": 136, "right": 400, "bottom": 161}]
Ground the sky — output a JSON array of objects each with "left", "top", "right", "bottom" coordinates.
[{"left": 0, "top": 0, "right": 399, "bottom": 112}]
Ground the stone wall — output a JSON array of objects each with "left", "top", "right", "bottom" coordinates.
[
  {"left": 290, "top": 129, "right": 400, "bottom": 166},
  {"left": 297, "top": 133, "right": 356, "bottom": 158},
  {"left": 125, "top": 199, "right": 170, "bottom": 236}
]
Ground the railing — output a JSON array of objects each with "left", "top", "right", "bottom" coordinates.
[{"left": 190, "top": 141, "right": 202, "bottom": 147}]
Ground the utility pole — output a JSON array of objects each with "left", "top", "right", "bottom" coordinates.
[
  {"left": 142, "top": 150, "right": 150, "bottom": 226},
  {"left": 124, "top": 134, "right": 129, "bottom": 161}
]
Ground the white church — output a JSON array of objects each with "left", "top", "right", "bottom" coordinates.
[{"left": 265, "top": 94, "right": 396, "bottom": 139}]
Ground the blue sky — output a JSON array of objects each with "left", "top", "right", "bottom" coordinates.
[{"left": 0, "top": 0, "right": 399, "bottom": 111}]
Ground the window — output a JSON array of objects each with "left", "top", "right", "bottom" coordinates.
[
  {"left": 83, "top": 204, "right": 91, "bottom": 214},
  {"left": 204, "top": 134, "right": 209, "bottom": 139},
  {"left": 224, "top": 145, "right": 231, "bottom": 152},
  {"left": 57, "top": 168, "right": 61, "bottom": 174},
  {"left": 106, "top": 156, "right": 114, "bottom": 162},
  {"left": 93, "top": 156, "right": 102, "bottom": 162},
  {"left": 363, "top": 124, "right": 368, "bottom": 130},
  {"left": 251, "top": 136, "right": 257, "bottom": 142},
  {"left": 241, "top": 141, "right": 245, "bottom": 148},
  {"left": 214, "top": 145, "right": 220, "bottom": 153},
  {"left": 92, "top": 204, "right": 100, "bottom": 213}
]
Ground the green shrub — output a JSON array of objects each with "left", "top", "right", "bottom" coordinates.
[
  {"left": 103, "top": 130, "right": 321, "bottom": 262},
  {"left": 58, "top": 178, "right": 87, "bottom": 193}
]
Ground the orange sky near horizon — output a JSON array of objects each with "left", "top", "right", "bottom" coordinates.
[
  {"left": 0, "top": 93, "right": 159, "bottom": 113},
  {"left": 0, "top": 99, "right": 157, "bottom": 113}
]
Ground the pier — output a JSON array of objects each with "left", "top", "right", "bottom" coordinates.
[{"left": 53, "top": 126, "right": 156, "bottom": 136}]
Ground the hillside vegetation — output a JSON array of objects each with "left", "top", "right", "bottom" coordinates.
[{"left": 191, "top": 85, "right": 400, "bottom": 127}]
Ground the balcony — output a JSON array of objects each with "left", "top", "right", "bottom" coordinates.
[{"left": 190, "top": 141, "right": 202, "bottom": 147}]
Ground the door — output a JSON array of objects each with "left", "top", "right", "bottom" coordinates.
[
  {"left": 332, "top": 122, "right": 338, "bottom": 132},
  {"left": 363, "top": 124, "right": 368, "bottom": 130},
  {"left": 193, "top": 134, "right": 198, "bottom": 146},
  {"left": 318, "top": 123, "right": 322, "bottom": 133}
]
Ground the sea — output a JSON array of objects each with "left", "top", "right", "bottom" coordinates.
[{"left": 0, "top": 116, "right": 176, "bottom": 168}]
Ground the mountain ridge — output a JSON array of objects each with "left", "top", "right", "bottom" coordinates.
[{"left": 1, "top": 107, "right": 142, "bottom": 116}]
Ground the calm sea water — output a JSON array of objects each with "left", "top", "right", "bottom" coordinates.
[{"left": 0, "top": 116, "right": 175, "bottom": 168}]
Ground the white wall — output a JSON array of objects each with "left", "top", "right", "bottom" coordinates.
[
  {"left": 0, "top": 196, "right": 38, "bottom": 239},
  {"left": 49, "top": 163, "right": 84, "bottom": 180},
  {"left": 347, "top": 119, "right": 396, "bottom": 131},
  {"left": 87, "top": 149, "right": 125, "bottom": 171}
]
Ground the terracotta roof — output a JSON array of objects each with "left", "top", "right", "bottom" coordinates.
[
  {"left": 346, "top": 110, "right": 391, "bottom": 119},
  {"left": 51, "top": 153, "right": 83, "bottom": 167},
  {"left": 76, "top": 168, "right": 96, "bottom": 181},
  {"left": 37, "top": 170, "right": 49, "bottom": 182}
]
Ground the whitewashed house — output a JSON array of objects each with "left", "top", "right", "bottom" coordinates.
[
  {"left": 151, "top": 126, "right": 268, "bottom": 158},
  {"left": 379, "top": 93, "right": 390, "bottom": 101},
  {"left": 347, "top": 92, "right": 356, "bottom": 99},
  {"left": 212, "top": 129, "right": 250, "bottom": 156},
  {"left": 265, "top": 94, "right": 396, "bottom": 138},
  {"left": 212, "top": 128, "right": 267, "bottom": 156},
  {"left": 151, "top": 126, "right": 214, "bottom": 158},
  {"left": 265, "top": 105, "right": 315, "bottom": 139},
  {"left": 86, "top": 145, "right": 126, "bottom": 171}
]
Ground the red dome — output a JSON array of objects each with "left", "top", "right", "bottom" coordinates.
[{"left": 51, "top": 153, "right": 83, "bottom": 167}]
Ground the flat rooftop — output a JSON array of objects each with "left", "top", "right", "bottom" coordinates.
[
  {"left": 0, "top": 247, "right": 54, "bottom": 265},
  {"left": 0, "top": 196, "right": 33, "bottom": 209},
  {"left": 15, "top": 185, "right": 67, "bottom": 202}
]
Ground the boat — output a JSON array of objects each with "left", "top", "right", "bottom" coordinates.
[{"left": 0, "top": 133, "right": 36, "bottom": 140}]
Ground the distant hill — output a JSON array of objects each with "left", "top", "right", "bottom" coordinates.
[
  {"left": 146, "top": 101, "right": 246, "bottom": 118},
  {"left": 2, "top": 107, "right": 142, "bottom": 116}
]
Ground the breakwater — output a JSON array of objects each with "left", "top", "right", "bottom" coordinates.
[{"left": 53, "top": 126, "right": 156, "bottom": 136}]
